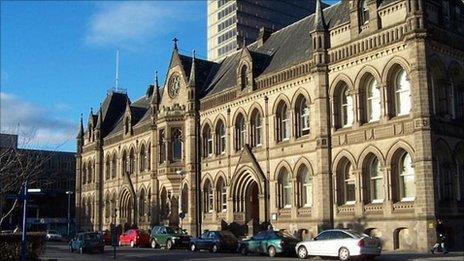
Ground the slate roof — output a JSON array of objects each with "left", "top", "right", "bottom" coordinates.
[
  {"left": 84, "top": 0, "right": 401, "bottom": 140},
  {"left": 203, "top": 0, "right": 350, "bottom": 97}
]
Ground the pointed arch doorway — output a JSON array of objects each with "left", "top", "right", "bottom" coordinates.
[
  {"left": 231, "top": 168, "right": 266, "bottom": 235},
  {"left": 245, "top": 181, "right": 260, "bottom": 234}
]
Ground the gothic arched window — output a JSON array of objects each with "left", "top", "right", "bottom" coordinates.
[
  {"left": 276, "top": 101, "right": 290, "bottom": 142},
  {"left": 202, "top": 125, "right": 213, "bottom": 157},
  {"left": 295, "top": 95, "right": 310, "bottom": 137},
  {"left": 203, "top": 180, "right": 213, "bottom": 213},
  {"left": 215, "top": 120, "right": 226, "bottom": 155},
  {"left": 278, "top": 168, "right": 292, "bottom": 209},
  {"left": 240, "top": 65, "right": 248, "bottom": 90},
  {"left": 140, "top": 144, "right": 146, "bottom": 171},
  {"left": 340, "top": 86, "right": 354, "bottom": 127},
  {"left": 159, "top": 130, "right": 166, "bottom": 163},
  {"left": 111, "top": 153, "right": 117, "bottom": 179},
  {"left": 359, "top": 0, "right": 369, "bottom": 25},
  {"left": 394, "top": 69, "right": 411, "bottom": 116},
  {"left": 297, "top": 165, "right": 313, "bottom": 207},
  {"left": 235, "top": 114, "right": 247, "bottom": 150},
  {"left": 172, "top": 128, "right": 183, "bottom": 161},
  {"left": 250, "top": 109, "right": 262, "bottom": 147},
  {"left": 216, "top": 177, "right": 227, "bottom": 211},
  {"left": 365, "top": 77, "right": 381, "bottom": 122}
]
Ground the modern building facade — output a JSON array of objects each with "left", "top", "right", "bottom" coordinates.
[
  {"left": 77, "top": 0, "right": 464, "bottom": 252},
  {"left": 207, "top": 0, "right": 320, "bottom": 61},
  {"left": 0, "top": 133, "right": 76, "bottom": 232}
]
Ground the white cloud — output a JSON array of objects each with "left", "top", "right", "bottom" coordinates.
[
  {"left": 85, "top": 2, "right": 172, "bottom": 49},
  {"left": 0, "top": 92, "right": 77, "bottom": 150}
]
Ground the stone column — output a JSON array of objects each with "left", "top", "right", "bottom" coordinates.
[{"left": 406, "top": 29, "right": 436, "bottom": 251}]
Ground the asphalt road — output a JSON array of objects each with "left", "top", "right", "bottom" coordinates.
[{"left": 39, "top": 242, "right": 464, "bottom": 261}]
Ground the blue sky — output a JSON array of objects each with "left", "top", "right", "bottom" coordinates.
[{"left": 1, "top": 0, "right": 339, "bottom": 152}]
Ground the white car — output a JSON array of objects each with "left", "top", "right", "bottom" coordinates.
[
  {"left": 295, "top": 229, "right": 381, "bottom": 261},
  {"left": 46, "top": 230, "right": 63, "bottom": 241}
]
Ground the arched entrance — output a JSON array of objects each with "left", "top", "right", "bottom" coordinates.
[
  {"left": 245, "top": 181, "right": 259, "bottom": 234},
  {"left": 120, "top": 189, "right": 134, "bottom": 226},
  {"left": 230, "top": 169, "right": 266, "bottom": 235}
]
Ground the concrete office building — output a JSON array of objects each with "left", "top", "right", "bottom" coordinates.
[{"left": 207, "top": 0, "right": 320, "bottom": 61}]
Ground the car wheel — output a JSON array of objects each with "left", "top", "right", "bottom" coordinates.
[
  {"left": 190, "top": 243, "right": 197, "bottom": 252},
  {"left": 211, "top": 244, "right": 219, "bottom": 253},
  {"left": 151, "top": 239, "right": 157, "bottom": 249},
  {"left": 240, "top": 246, "right": 248, "bottom": 256},
  {"left": 298, "top": 245, "right": 308, "bottom": 259},
  {"left": 338, "top": 247, "right": 350, "bottom": 261},
  {"left": 130, "top": 241, "right": 135, "bottom": 248},
  {"left": 268, "top": 246, "right": 276, "bottom": 257},
  {"left": 166, "top": 240, "right": 173, "bottom": 250}
]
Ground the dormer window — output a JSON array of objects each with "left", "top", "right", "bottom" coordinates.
[
  {"left": 240, "top": 65, "right": 248, "bottom": 90},
  {"left": 124, "top": 117, "right": 130, "bottom": 134},
  {"left": 359, "top": 0, "right": 369, "bottom": 25}
]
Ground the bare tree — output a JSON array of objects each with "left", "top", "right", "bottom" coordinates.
[{"left": 0, "top": 130, "right": 64, "bottom": 227}]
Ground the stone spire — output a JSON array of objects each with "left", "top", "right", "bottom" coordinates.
[
  {"left": 95, "top": 105, "right": 103, "bottom": 130},
  {"left": 314, "top": 0, "right": 326, "bottom": 31},
  {"left": 150, "top": 71, "right": 160, "bottom": 106},
  {"left": 77, "top": 113, "right": 84, "bottom": 139},
  {"left": 189, "top": 50, "right": 196, "bottom": 87}
]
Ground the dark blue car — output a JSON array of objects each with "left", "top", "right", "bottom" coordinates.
[
  {"left": 189, "top": 231, "right": 238, "bottom": 253},
  {"left": 69, "top": 232, "right": 105, "bottom": 254}
]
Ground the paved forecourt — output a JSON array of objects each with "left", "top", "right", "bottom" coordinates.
[{"left": 39, "top": 242, "right": 464, "bottom": 261}]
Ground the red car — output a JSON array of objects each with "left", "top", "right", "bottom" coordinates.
[{"left": 119, "top": 229, "right": 150, "bottom": 247}]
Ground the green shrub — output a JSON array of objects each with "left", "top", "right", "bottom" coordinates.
[{"left": 0, "top": 232, "right": 46, "bottom": 260}]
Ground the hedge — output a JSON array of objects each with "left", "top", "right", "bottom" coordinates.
[{"left": 0, "top": 232, "right": 46, "bottom": 260}]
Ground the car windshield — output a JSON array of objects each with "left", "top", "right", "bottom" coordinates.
[
  {"left": 277, "top": 231, "right": 298, "bottom": 240},
  {"left": 166, "top": 227, "right": 183, "bottom": 234},
  {"left": 84, "top": 233, "right": 101, "bottom": 240}
]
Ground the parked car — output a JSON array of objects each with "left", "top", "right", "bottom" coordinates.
[
  {"left": 295, "top": 229, "right": 381, "bottom": 261},
  {"left": 69, "top": 232, "right": 105, "bottom": 254},
  {"left": 189, "top": 230, "right": 238, "bottom": 253},
  {"left": 238, "top": 230, "right": 299, "bottom": 257},
  {"left": 102, "top": 230, "right": 111, "bottom": 245},
  {"left": 45, "top": 230, "right": 63, "bottom": 241},
  {"left": 119, "top": 229, "right": 150, "bottom": 247},
  {"left": 150, "top": 226, "right": 190, "bottom": 249}
]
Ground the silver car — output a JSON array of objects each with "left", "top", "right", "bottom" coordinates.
[{"left": 295, "top": 229, "right": 381, "bottom": 261}]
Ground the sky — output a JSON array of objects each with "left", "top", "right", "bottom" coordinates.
[{"left": 1, "top": 0, "right": 339, "bottom": 152}]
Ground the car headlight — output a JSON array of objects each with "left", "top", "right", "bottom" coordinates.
[{"left": 171, "top": 237, "right": 179, "bottom": 240}]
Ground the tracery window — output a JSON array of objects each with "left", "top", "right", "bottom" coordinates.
[
  {"left": 276, "top": 102, "right": 290, "bottom": 142},
  {"left": 172, "top": 128, "right": 183, "bottom": 161},
  {"left": 215, "top": 120, "right": 226, "bottom": 155},
  {"left": 295, "top": 95, "right": 310, "bottom": 137}
]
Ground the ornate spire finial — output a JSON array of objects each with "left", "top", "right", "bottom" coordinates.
[
  {"left": 242, "top": 36, "right": 246, "bottom": 49},
  {"left": 90, "top": 107, "right": 93, "bottom": 115},
  {"left": 155, "top": 70, "right": 159, "bottom": 88},
  {"left": 173, "top": 37, "right": 178, "bottom": 50},
  {"left": 314, "top": 0, "right": 326, "bottom": 31},
  {"left": 189, "top": 49, "right": 196, "bottom": 87}
]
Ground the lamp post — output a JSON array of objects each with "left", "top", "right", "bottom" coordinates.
[
  {"left": 20, "top": 181, "right": 41, "bottom": 261},
  {"left": 66, "top": 191, "right": 73, "bottom": 237},
  {"left": 176, "top": 170, "right": 186, "bottom": 229}
]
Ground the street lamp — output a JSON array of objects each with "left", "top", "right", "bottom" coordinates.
[
  {"left": 66, "top": 191, "right": 73, "bottom": 237},
  {"left": 20, "top": 181, "right": 41, "bottom": 261}
]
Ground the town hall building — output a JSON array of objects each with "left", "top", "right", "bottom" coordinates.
[{"left": 76, "top": 0, "right": 464, "bottom": 251}]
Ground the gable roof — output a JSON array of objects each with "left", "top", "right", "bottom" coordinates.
[{"left": 202, "top": 0, "right": 349, "bottom": 97}]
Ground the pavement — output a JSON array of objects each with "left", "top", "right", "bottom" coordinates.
[{"left": 39, "top": 242, "right": 464, "bottom": 261}]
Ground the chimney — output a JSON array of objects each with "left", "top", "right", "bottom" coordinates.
[{"left": 258, "top": 27, "right": 273, "bottom": 47}]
